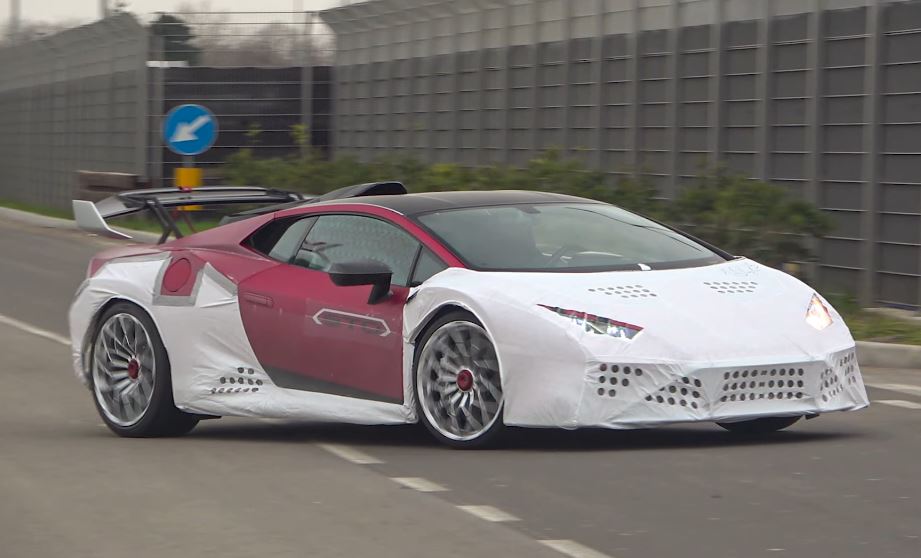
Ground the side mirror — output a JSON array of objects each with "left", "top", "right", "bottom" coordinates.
[{"left": 328, "top": 260, "right": 393, "bottom": 305}]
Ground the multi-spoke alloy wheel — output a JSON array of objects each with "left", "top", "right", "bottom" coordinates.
[
  {"left": 415, "top": 312, "right": 505, "bottom": 448},
  {"left": 89, "top": 302, "right": 199, "bottom": 437},
  {"left": 93, "top": 313, "right": 156, "bottom": 427}
]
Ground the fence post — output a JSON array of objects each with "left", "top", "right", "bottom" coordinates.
[
  {"left": 627, "top": 0, "right": 641, "bottom": 175},
  {"left": 806, "top": 0, "right": 825, "bottom": 290},
  {"left": 708, "top": 0, "right": 724, "bottom": 167},
  {"left": 301, "top": 11, "right": 314, "bottom": 156},
  {"left": 860, "top": 0, "right": 882, "bottom": 308},
  {"left": 756, "top": 0, "right": 773, "bottom": 182},
  {"left": 136, "top": 19, "right": 150, "bottom": 181},
  {"left": 666, "top": 0, "right": 680, "bottom": 199},
  {"left": 149, "top": 33, "right": 165, "bottom": 188}
]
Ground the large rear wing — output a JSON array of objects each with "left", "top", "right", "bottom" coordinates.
[{"left": 73, "top": 187, "right": 308, "bottom": 244}]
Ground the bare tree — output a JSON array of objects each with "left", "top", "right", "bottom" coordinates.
[
  {"left": 167, "top": 1, "right": 333, "bottom": 67},
  {"left": 0, "top": 19, "right": 83, "bottom": 46}
]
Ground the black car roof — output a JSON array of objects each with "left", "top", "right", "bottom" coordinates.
[{"left": 303, "top": 190, "right": 600, "bottom": 216}]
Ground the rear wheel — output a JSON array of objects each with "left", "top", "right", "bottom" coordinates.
[
  {"left": 90, "top": 302, "right": 199, "bottom": 437},
  {"left": 414, "top": 311, "right": 505, "bottom": 449},
  {"left": 717, "top": 416, "right": 801, "bottom": 434}
]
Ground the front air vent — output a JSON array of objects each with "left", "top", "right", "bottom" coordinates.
[
  {"left": 719, "top": 367, "right": 806, "bottom": 402},
  {"left": 822, "top": 350, "right": 859, "bottom": 401},
  {"left": 589, "top": 285, "right": 657, "bottom": 298},
  {"left": 210, "top": 366, "right": 266, "bottom": 395},
  {"left": 705, "top": 281, "right": 758, "bottom": 294},
  {"left": 595, "top": 363, "right": 646, "bottom": 398}
]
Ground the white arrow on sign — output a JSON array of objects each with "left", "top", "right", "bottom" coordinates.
[{"left": 170, "top": 115, "right": 211, "bottom": 143}]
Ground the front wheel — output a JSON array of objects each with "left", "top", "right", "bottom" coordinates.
[
  {"left": 717, "top": 416, "right": 801, "bottom": 434},
  {"left": 414, "top": 311, "right": 505, "bottom": 449},
  {"left": 89, "top": 302, "right": 199, "bottom": 437}
]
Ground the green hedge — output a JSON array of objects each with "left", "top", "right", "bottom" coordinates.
[{"left": 224, "top": 147, "right": 831, "bottom": 270}]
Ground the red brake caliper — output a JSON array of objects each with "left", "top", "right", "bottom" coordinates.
[
  {"left": 456, "top": 369, "right": 474, "bottom": 392},
  {"left": 127, "top": 358, "right": 140, "bottom": 381}
]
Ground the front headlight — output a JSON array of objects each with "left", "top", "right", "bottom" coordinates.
[
  {"left": 805, "top": 294, "right": 833, "bottom": 331},
  {"left": 539, "top": 304, "right": 643, "bottom": 340}
]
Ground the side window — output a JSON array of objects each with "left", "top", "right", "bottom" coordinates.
[
  {"left": 294, "top": 215, "right": 420, "bottom": 287},
  {"left": 248, "top": 217, "right": 316, "bottom": 263},
  {"left": 410, "top": 248, "right": 448, "bottom": 287}
]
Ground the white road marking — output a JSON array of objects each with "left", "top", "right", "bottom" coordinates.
[
  {"left": 456, "top": 505, "right": 520, "bottom": 522},
  {"left": 875, "top": 399, "right": 921, "bottom": 410},
  {"left": 391, "top": 477, "right": 449, "bottom": 493},
  {"left": 866, "top": 382, "right": 921, "bottom": 398},
  {"left": 316, "top": 443, "right": 384, "bottom": 465},
  {"left": 0, "top": 313, "right": 70, "bottom": 346},
  {"left": 538, "top": 540, "right": 614, "bottom": 558}
]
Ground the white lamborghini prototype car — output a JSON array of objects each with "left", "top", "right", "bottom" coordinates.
[{"left": 69, "top": 184, "right": 868, "bottom": 448}]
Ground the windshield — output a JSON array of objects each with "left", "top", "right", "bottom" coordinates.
[{"left": 416, "top": 203, "right": 726, "bottom": 272}]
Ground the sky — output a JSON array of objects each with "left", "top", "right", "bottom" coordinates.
[{"left": 4, "top": 0, "right": 351, "bottom": 25}]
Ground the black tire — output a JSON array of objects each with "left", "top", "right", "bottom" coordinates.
[
  {"left": 717, "top": 416, "right": 801, "bottom": 434},
  {"left": 413, "top": 310, "right": 506, "bottom": 449},
  {"left": 89, "top": 302, "right": 199, "bottom": 437}
]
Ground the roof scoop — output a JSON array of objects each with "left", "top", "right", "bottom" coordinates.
[{"left": 309, "top": 182, "right": 407, "bottom": 204}]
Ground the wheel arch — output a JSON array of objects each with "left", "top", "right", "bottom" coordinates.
[
  {"left": 409, "top": 302, "right": 508, "bottom": 447},
  {"left": 80, "top": 296, "right": 165, "bottom": 383},
  {"left": 409, "top": 302, "right": 488, "bottom": 350},
  {"left": 408, "top": 300, "right": 505, "bottom": 390},
  {"left": 410, "top": 302, "right": 470, "bottom": 346}
]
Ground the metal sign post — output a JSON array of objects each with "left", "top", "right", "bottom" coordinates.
[{"left": 163, "top": 104, "right": 218, "bottom": 223}]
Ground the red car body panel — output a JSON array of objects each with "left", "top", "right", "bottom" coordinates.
[
  {"left": 160, "top": 255, "right": 201, "bottom": 297},
  {"left": 239, "top": 264, "right": 409, "bottom": 403},
  {"left": 91, "top": 202, "right": 465, "bottom": 405}
]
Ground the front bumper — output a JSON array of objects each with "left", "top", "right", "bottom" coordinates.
[{"left": 568, "top": 346, "right": 869, "bottom": 429}]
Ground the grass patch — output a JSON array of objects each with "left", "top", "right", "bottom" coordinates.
[
  {"left": 0, "top": 198, "right": 73, "bottom": 220},
  {"left": 825, "top": 293, "right": 921, "bottom": 346},
  {"left": 846, "top": 313, "right": 921, "bottom": 345}
]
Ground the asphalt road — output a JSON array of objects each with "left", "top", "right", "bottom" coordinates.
[{"left": 1, "top": 215, "right": 920, "bottom": 558}]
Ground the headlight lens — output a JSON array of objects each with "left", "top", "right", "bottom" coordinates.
[
  {"left": 539, "top": 304, "right": 643, "bottom": 340},
  {"left": 805, "top": 294, "right": 833, "bottom": 331}
]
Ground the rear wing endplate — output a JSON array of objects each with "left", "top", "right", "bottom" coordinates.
[
  {"left": 73, "top": 187, "right": 308, "bottom": 244},
  {"left": 73, "top": 200, "right": 134, "bottom": 240}
]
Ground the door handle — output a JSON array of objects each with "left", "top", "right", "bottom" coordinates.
[{"left": 241, "top": 292, "right": 274, "bottom": 308}]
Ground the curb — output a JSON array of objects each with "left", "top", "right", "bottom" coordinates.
[
  {"left": 0, "top": 206, "right": 161, "bottom": 243},
  {"left": 857, "top": 341, "right": 921, "bottom": 370}
]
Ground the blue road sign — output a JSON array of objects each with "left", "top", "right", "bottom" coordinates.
[{"left": 163, "top": 104, "right": 218, "bottom": 156}]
